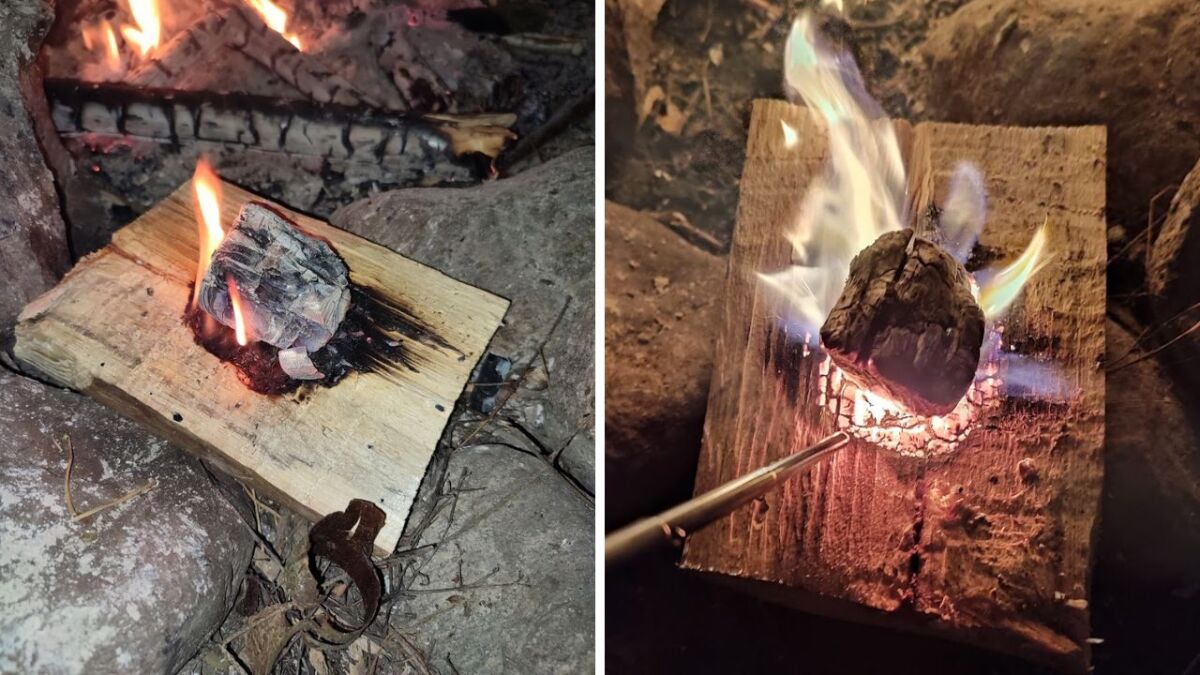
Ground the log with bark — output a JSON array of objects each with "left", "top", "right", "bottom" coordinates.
[
  {"left": 681, "top": 100, "right": 1106, "bottom": 672},
  {"left": 12, "top": 180, "right": 510, "bottom": 553},
  {"left": 46, "top": 79, "right": 517, "bottom": 165}
]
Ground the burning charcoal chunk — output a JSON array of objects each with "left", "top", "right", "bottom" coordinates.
[
  {"left": 198, "top": 202, "right": 351, "bottom": 353},
  {"left": 820, "top": 230, "right": 985, "bottom": 416}
]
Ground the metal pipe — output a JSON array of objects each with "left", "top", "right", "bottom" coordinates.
[{"left": 605, "top": 431, "right": 850, "bottom": 566}]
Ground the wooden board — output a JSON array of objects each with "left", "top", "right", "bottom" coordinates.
[
  {"left": 14, "top": 180, "right": 509, "bottom": 553},
  {"left": 681, "top": 99, "right": 1106, "bottom": 671}
]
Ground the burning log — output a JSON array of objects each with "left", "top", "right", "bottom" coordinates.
[
  {"left": 820, "top": 230, "right": 985, "bottom": 416},
  {"left": 126, "top": 3, "right": 392, "bottom": 110},
  {"left": 682, "top": 100, "right": 1106, "bottom": 672},
  {"left": 197, "top": 202, "right": 351, "bottom": 354}
]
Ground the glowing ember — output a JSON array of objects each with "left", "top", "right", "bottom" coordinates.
[
  {"left": 748, "top": 12, "right": 1058, "bottom": 458},
  {"left": 120, "top": 0, "right": 162, "bottom": 57},
  {"left": 192, "top": 158, "right": 224, "bottom": 305},
  {"left": 246, "top": 0, "right": 304, "bottom": 51},
  {"left": 227, "top": 276, "right": 250, "bottom": 346},
  {"left": 818, "top": 353, "right": 1002, "bottom": 457}
]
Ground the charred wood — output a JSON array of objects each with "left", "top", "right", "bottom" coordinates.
[
  {"left": 820, "top": 230, "right": 985, "bottom": 416},
  {"left": 45, "top": 78, "right": 514, "bottom": 165},
  {"left": 128, "top": 3, "right": 396, "bottom": 110}
]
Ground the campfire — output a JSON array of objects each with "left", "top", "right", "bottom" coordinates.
[
  {"left": 76, "top": 0, "right": 302, "bottom": 82},
  {"left": 760, "top": 13, "right": 1054, "bottom": 457}
]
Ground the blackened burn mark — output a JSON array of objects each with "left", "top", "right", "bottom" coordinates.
[
  {"left": 186, "top": 282, "right": 458, "bottom": 396},
  {"left": 770, "top": 325, "right": 807, "bottom": 404}
]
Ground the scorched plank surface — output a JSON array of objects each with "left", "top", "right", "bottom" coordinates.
[
  {"left": 681, "top": 99, "right": 1105, "bottom": 671},
  {"left": 14, "top": 180, "right": 509, "bottom": 553}
]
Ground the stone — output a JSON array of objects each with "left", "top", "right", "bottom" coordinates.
[
  {"left": 1148, "top": 156, "right": 1200, "bottom": 347},
  {"left": 0, "top": 0, "right": 70, "bottom": 332},
  {"left": 0, "top": 371, "right": 255, "bottom": 673},
  {"left": 916, "top": 0, "right": 1200, "bottom": 232},
  {"left": 389, "top": 444, "right": 593, "bottom": 673},
  {"left": 1100, "top": 319, "right": 1200, "bottom": 589},
  {"left": 604, "top": 202, "right": 725, "bottom": 526},
  {"left": 558, "top": 431, "right": 596, "bottom": 493},
  {"left": 330, "top": 148, "right": 595, "bottom": 459}
]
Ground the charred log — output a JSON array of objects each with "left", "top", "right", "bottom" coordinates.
[
  {"left": 45, "top": 78, "right": 514, "bottom": 165},
  {"left": 820, "top": 229, "right": 984, "bottom": 416}
]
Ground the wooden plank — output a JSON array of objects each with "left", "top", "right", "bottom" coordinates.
[
  {"left": 681, "top": 100, "right": 1105, "bottom": 671},
  {"left": 14, "top": 180, "right": 509, "bottom": 553}
]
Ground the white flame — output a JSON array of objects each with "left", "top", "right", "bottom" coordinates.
[
  {"left": 760, "top": 13, "right": 1049, "bottom": 341},
  {"left": 759, "top": 12, "right": 905, "bottom": 339},
  {"left": 978, "top": 219, "right": 1051, "bottom": 320}
]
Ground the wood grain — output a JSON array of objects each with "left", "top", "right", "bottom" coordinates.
[
  {"left": 14, "top": 180, "right": 509, "bottom": 553},
  {"left": 681, "top": 100, "right": 1105, "bottom": 671}
]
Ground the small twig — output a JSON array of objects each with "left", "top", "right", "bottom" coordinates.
[
  {"left": 1107, "top": 183, "right": 1176, "bottom": 269},
  {"left": 70, "top": 482, "right": 158, "bottom": 522},
  {"left": 56, "top": 433, "right": 156, "bottom": 523},
  {"left": 1145, "top": 183, "right": 1178, "bottom": 271},
  {"left": 1108, "top": 317, "right": 1200, "bottom": 373},
  {"left": 58, "top": 434, "right": 77, "bottom": 516},
  {"left": 498, "top": 86, "right": 594, "bottom": 171},
  {"left": 1110, "top": 300, "right": 1200, "bottom": 367}
]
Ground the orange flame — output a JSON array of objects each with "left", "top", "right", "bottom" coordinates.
[
  {"left": 120, "top": 0, "right": 162, "bottom": 57},
  {"left": 81, "top": 20, "right": 123, "bottom": 73},
  {"left": 245, "top": 0, "right": 303, "bottom": 51},
  {"left": 192, "top": 158, "right": 224, "bottom": 305},
  {"left": 226, "top": 276, "right": 250, "bottom": 346},
  {"left": 103, "top": 22, "right": 122, "bottom": 68}
]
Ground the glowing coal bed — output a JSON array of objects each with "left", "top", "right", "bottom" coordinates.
[{"left": 801, "top": 330, "right": 1006, "bottom": 458}]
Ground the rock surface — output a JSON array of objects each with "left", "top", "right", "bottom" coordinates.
[
  {"left": 331, "top": 148, "right": 595, "bottom": 486},
  {"left": 1148, "top": 155, "right": 1200, "bottom": 344},
  {"left": 916, "top": 0, "right": 1200, "bottom": 231},
  {"left": 1101, "top": 319, "right": 1200, "bottom": 589},
  {"left": 604, "top": 202, "right": 725, "bottom": 526},
  {"left": 0, "top": 0, "right": 70, "bottom": 332},
  {"left": 0, "top": 371, "right": 255, "bottom": 673},
  {"left": 391, "top": 444, "right": 594, "bottom": 673}
]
